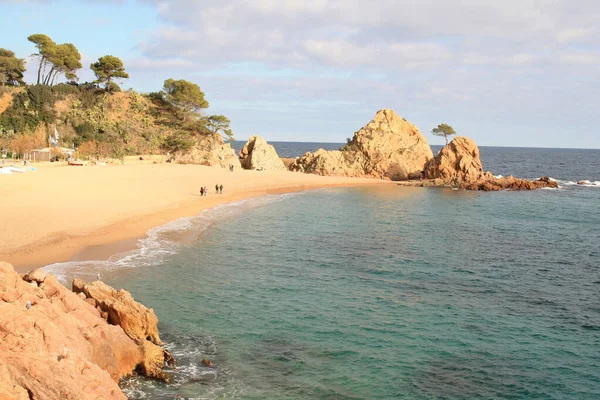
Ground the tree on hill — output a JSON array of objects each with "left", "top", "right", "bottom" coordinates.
[
  {"left": 46, "top": 43, "right": 82, "bottom": 84},
  {"left": 28, "top": 34, "right": 54, "bottom": 84},
  {"left": 432, "top": 123, "right": 457, "bottom": 145},
  {"left": 162, "top": 78, "right": 209, "bottom": 119},
  {"left": 205, "top": 115, "right": 233, "bottom": 141},
  {"left": 161, "top": 130, "right": 196, "bottom": 155},
  {"left": 90, "top": 55, "right": 129, "bottom": 90},
  {"left": 0, "top": 48, "right": 26, "bottom": 86},
  {"left": 27, "top": 34, "right": 82, "bottom": 85}
]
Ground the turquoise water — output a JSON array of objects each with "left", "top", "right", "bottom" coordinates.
[
  {"left": 60, "top": 183, "right": 598, "bottom": 400},
  {"left": 42, "top": 146, "right": 600, "bottom": 399}
]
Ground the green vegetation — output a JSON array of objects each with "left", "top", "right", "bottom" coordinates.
[
  {"left": 0, "top": 49, "right": 26, "bottom": 86},
  {"left": 162, "top": 78, "right": 209, "bottom": 117},
  {"left": 431, "top": 123, "right": 457, "bottom": 145},
  {"left": 28, "top": 34, "right": 82, "bottom": 85},
  {"left": 0, "top": 34, "right": 235, "bottom": 159},
  {"left": 90, "top": 55, "right": 129, "bottom": 91}
]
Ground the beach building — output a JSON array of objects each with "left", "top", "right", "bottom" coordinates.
[{"left": 22, "top": 147, "right": 73, "bottom": 162}]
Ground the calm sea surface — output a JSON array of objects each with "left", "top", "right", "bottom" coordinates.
[{"left": 44, "top": 143, "right": 600, "bottom": 399}]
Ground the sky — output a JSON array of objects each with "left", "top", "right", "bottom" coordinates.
[{"left": 1, "top": 0, "right": 599, "bottom": 148}]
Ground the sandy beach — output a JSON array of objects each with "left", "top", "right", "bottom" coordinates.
[{"left": 0, "top": 162, "right": 387, "bottom": 271}]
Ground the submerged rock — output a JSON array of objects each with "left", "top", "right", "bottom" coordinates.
[
  {"left": 290, "top": 109, "right": 433, "bottom": 180},
  {"left": 239, "top": 135, "right": 285, "bottom": 171},
  {"left": 0, "top": 262, "right": 174, "bottom": 400}
]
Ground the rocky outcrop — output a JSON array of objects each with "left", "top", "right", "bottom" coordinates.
[
  {"left": 72, "top": 279, "right": 161, "bottom": 345},
  {"left": 424, "top": 136, "right": 558, "bottom": 191},
  {"left": 462, "top": 176, "right": 558, "bottom": 191},
  {"left": 177, "top": 133, "right": 241, "bottom": 169},
  {"left": 72, "top": 279, "right": 174, "bottom": 381},
  {"left": 239, "top": 135, "right": 285, "bottom": 171},
  {"left": 424, "top": 136, "right": 485, "bottom": 184},
  {"left": 0, "top": 262, "right": 173, "bottom": 400},
  {"left": 290, "top": 109, "right": 433, "bottom": 180}
]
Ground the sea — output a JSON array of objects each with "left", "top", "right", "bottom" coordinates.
[{"left": 43, "top": 143, "right": 600, "bottom": 400}]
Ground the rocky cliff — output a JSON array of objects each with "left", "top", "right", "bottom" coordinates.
[
  {"left": 424, "top": 136, "right": 558, "bottom": 191},
  {"left": 239, "top": 135, "right": 285, "bottom": 171},
  {"left": 290, "top": 109, "right": 433, "bottom": 180},
  {"left": 176, "top": 133, "right": 241, "bottom": 169},
  {"left": 0, "top": 262, "right": 173, "bottom": 400}
]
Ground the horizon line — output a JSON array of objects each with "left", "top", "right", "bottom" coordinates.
[{"left": 231, "top": 139, "right": 600, "bottom": 151}]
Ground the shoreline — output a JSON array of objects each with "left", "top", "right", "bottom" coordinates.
[{"left": 3, "top": 173, "right": 389, "bottom": 273}]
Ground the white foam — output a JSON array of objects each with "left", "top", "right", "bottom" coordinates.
[
  {"left": 551, "top": 179, "right": 600, "bottom": 188},
  {"left": 43, "top": 192, "right": 301, "bottom": 283}
]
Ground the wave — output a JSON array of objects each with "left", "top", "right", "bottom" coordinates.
[
  {"left": 43, "top": 192, "right": 301, "bottom": 283},
  {"left": 555, "top": 179, "right": 600, "bottom": 188},
  {"left": 534, "top": 177, "right": 600, "bottom": 189}
]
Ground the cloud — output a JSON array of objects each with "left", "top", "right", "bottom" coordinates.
[{"left": 6, "top": 0, "right": 599, "bottom": 147}]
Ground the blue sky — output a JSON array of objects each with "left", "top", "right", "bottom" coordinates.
[{"left": 1, "top": 0, "right": 599, "bottom": 148}]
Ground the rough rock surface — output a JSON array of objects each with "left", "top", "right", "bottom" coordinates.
[
  {"left": 72, "top": 279, "right": 161, "bottom": 345},
  {"left": 239, "top": 135, "right": 285, "bottom": 171},
  {"left": 462, "top": 176, "right": 558, "bottom": 191},
  {"left": 424, "top": 136, "right": 484, "bottom": 184},
  {"left": 424, "top": 136, "right": 558, "bottom": 191},
  {"left": 290, "top": 109, "right": 433, "bottom": 180},
  {"left": 177, "top": 133, "right": 241, "bottom": 169},
  {"left": 0, "top": 263, "right": 173, "bottom": 400}
]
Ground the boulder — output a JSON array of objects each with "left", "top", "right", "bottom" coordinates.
[
  {"left": 290, "top": 109, "right": 433, "bottom": 180},
  {"left": 23, "top": 269, "right": 48, "bottom": 284},
  {"left": 424, "top": 136, "right": 484, "bottom": 184},
  {"left": 239, "top": 135, "right": 285, "bottom": 171},
  {"left": 176, "top": 133, "right": 241, "bottom": 169},
  {"left": 72, "top": 280, "right": 162, "bottom": 345}
]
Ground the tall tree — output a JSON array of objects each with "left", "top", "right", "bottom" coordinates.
[
  {"left": 205, "top": 115, "right": 234, "bottom": 141},
  {"left": 162, "top": 78, "right": 209, "bottom": 118},
  {"left": 90, "top": 55, "right": 129, "bottom": 88},
  {"left": 27, "top": 34, "right": 82, "bottom": 85},
  {"left": 27, "top": 34, "right": 55, "bottom": 84},
  {"left": 43, "top": 43, "right": 82, "bottom": 84},
  {"left": 0, "top": 48, "right": 26, "bottom": 86},
  {"left": 431, "top": 123, "right": 457, "bottom": 145}
]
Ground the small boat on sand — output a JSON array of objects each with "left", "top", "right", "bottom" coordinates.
[{"left": 68, "top": 159, "right": 87, "bottom": 166}]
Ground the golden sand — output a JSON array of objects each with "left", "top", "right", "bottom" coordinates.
[{"left": 0, "top": 162, "right": 388, "bottom": 271}]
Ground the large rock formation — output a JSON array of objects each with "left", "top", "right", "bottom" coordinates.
[
  {"left": 177, "top": 133, "right": 241, "bottom": 169},
  {"left": 290, "top": 109, "right": 433, "bottom": 180},
  {"left": 239, "top": 135, "right": 285, "bottom": 171},
  {"left": 0, "top": 262, "right": 174, "bottom": 400},
  {"left": 424, "top": 136, "right": 484, "bottom": 184},
  {"left": 424, "top": 136, "right": 558, "bottom": 191}
]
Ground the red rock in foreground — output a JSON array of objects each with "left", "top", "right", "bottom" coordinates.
[
  {"left": 424, "top": 136, "right": 558, "bottom": 191},
  {"left": 0, "top": 262, "right": 173, "bottom": 400}
]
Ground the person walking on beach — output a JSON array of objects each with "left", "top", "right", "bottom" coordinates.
[
  {"left": 219, "top": 184, "right": 223, "bottom": 194},
  {"left": 200, "top": 187, "right": 205, "bottom": 196},
  {"left": 215, "top": 184, "right": 219, "bottom": 194},
  {"left": 203, "top": 186, "right": 208, "bottom": 196}
]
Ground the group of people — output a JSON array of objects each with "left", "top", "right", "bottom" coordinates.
[{"left": 200, "top": 184, "right": 224, "bottom": 196}]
